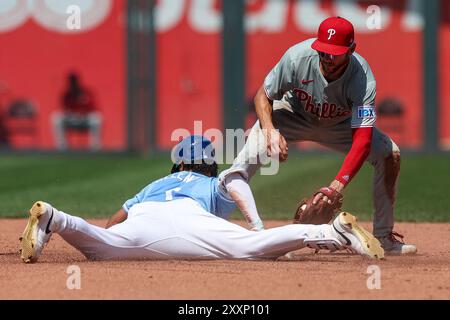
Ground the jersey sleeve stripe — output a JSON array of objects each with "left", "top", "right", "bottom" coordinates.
[
  {"left": 263, "top": 86, "right": 276, "bottom": 101},
  {"left": 351, "top": 124, "right": 374, "bottom": 128}
]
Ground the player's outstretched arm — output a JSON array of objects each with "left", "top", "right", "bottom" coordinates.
[
  {"left": 224, "top": 173, "right": 264, "bottom": 231},
  {"left": 105, "top": 208, "right": 127, "bottom": 229},
  {"left": 313, "top": 127, "right": 373, "bottom": 204},
  {"left": 254, "top": 85, "right": 288, "bottom": 161},
  {"left": 254, "top": 85, "right": 274, "bottom": 131}
]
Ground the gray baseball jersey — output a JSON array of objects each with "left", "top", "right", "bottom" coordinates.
[
  {"left": 264, "top": 38, "right": 376, "bottom": 129},
  {"left": 229, "top": 39, "right": 396, "bottom": 239}
]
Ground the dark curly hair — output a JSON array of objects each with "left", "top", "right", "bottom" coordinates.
[{"left": 171, "top": 161, "right": 218, "bottom": 177}]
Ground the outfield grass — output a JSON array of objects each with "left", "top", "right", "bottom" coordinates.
[
  {"left": 249, "top": 153, "right": 450, "bottom": 222},
  {"left": 0, "top": 153, "right": 449, "bottom": 221}
]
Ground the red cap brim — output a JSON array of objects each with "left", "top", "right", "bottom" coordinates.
[{"left": 311, "top": 39, "right": 349, "bottom": 55}]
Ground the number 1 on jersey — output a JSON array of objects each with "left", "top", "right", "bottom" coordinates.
[{"left": 165, "top": 187, "right": 182, "bottom": 200}]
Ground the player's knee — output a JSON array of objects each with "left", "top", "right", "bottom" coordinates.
[
  {"left": 385, "top": 146, "right": 401, "bottom": 177},
  {"left": 368, "top": 137, "right": 399, "bottom": 168},
  {"left": 390, "top": 142, "right": 401, "bottom": 169},
  {"left": 391, "top": 140, "right": 400, "bottom": 157},
  {"left": 383, "top": 145, "right": 400, "bottom": 200}
]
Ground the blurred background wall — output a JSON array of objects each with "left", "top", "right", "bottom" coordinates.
[{"left": 0, "top": 0, "right": 448, "bottom": 152}]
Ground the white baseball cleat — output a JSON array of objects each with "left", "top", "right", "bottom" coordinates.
[
  {"left": 332, "top": 212, "right": 385, "bottom": 260},
  {"left": 377, "top": 232, "right": 417, "bottom": 255},
  {"left": 19, "top": 201, "right": 55, "bottom": 263}
]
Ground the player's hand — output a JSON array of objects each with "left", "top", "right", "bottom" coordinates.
[
  {"left": 312, "top": 180, "right": 345, "bottom": 205},
  {"left": 312, "top": 191, "right": 331, "bottom": 205},
  {"left": 264, "top": 127, "right": 288, "bottom": 162}
]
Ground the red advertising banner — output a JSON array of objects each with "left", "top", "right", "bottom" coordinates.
[
  {"left": 246, "top": 0, "right": 424, "bottom": 149},
  {"left": 0, "top": 0, "right": 126, "bottom": 150},
  {"left": 440, "top": 0, "right": 450, "bottom": 150},
  {"left": 156, "top": 0, "right": 222, "bottom": 149},
  {"left": 0, "top": 0, "right": 446, "bottom": 151},
  {"left": 156, "top": 0, "right": 428, "bottom": 150}
]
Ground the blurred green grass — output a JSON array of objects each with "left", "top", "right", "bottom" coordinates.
[
  {"left": 0, "top": 153, "right": 449, "bottom": 221},
  {"left": 246, "top": 153, "right": 450, "bottom": 222}
]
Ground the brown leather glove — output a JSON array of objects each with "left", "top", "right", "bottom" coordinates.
[{"left": 293, "top": 187, "right": 343, "bottom": 225}]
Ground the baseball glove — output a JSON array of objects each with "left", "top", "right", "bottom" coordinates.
[{"left": 293, "top": 187, "right": 343, "bottom": 225}]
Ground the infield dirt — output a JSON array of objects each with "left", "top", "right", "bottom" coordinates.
[{"left": 1, "top": 219, "right": 449, "bottom": 299}]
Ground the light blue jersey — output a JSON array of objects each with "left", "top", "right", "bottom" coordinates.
[{"left": 123, "top": 171, "right": 236, "bottom": 219}]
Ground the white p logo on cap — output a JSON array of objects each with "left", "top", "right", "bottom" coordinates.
[{"left": 327, "top": 28, "right": 336, "bottom": 40}]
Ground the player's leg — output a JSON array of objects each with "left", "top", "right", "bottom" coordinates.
[
  {"left": 19, "top": 201, "right": 158, "bottom": 261},
  {"left": 20, "top": 199, "right": 382, "bottom": 262},
  {"left": 173, "top": 199, "right": 382, "bottom": 259},
  {"left": 65, "top": 199, "right": 316, "bottom": 260},
  {"left": 366, "top": 129, "right": 416, "bottom": 254},
  {"left": 54, "top": 208, "right": 148, "bottom": 260},
  {"left": 20, "top": 200, "right": 199, "bottom": 262},
  {"left": 226, "top": 119, "right": 266, "bottom": 180},
  {"left": 226, "top": 99, "right": 310, "bottom": 181},
  {"left": 366, "top": 129, "right": 398, "bottom": 238},
  {"left": 310, "top": 125, "right": 396, "bottom": 239},
  {"left": 314, "top": 126, "right": 416, "bottom": 254},
  {"left": 55, "top": 201, "right": 226, "bottom": 260}
]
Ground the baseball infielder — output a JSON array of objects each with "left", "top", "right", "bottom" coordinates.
[
  {"left": 226, "top": 16, "right": 416, "bottom": 254},
  {"left": 19, "top": 135, "right": 384, "bottom": 262}
]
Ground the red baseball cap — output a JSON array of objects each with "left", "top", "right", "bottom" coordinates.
[{"left": 311, "top": 17, "right": 354, "bottom": 55}]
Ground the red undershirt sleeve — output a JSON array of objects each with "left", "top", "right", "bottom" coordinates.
[{"left": 335, "top": 127, "right": 373, "bottom": 185}]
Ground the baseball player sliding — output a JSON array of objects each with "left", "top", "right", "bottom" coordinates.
[
  {"left": 228, "top": 16, "right": 416, "bottom": 255},
  {"left": 19, "top": 135, "right": 384, "bottom": 263}
]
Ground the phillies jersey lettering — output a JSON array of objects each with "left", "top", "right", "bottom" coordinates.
[
  {"left": 293, "top": 88, "right": 351, "bottom": 119},
  {"left": 264, "top": 38, "right": 377, "bottom": 128}
]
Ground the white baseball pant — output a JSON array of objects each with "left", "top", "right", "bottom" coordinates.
[{"left": 51, "top": 198, "right": 339, "bottom": 260}]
